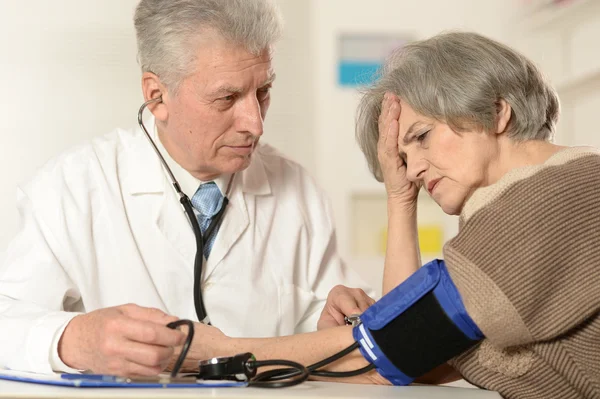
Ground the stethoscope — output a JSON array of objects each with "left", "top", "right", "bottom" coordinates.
[
  {"left": 137, "top": 96, "right": 234, "bottom": 325},
  {"left": 136, "top": 97, "right": 373, "bottom": 387}
]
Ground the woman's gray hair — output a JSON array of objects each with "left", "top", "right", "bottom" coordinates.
[
  {"left": 134, "top": 0, "right": 283, "bottom": 92},
  {"left": 356, "top": 31, "right": 560, "bottom": 182}
]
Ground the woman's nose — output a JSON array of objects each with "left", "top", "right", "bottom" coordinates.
[{"left": 406, "top": 157, "right": 427, "bottom": 183}]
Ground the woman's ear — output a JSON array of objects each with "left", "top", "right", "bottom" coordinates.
[
  {"left": 495, "top": 99, "right": 512, "bottom": 135},
  {"left": 141, "top": 72, "right": 169, "bottom": 122}
]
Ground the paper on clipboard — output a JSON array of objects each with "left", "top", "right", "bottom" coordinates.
[{"left": 0, "top": 368, "right": 246, "bottom": 388}]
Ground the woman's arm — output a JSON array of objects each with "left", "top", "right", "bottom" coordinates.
[
  {"left": 179, "top": 324, "right": 389, "bottom": 384},
  {"left": 176, "top": 315, "right": 460, "bottom": 386},
  {"left": 377, "top": 94, "right": 422, "bottom": 294},
  {"left": 383, "top": 202, "right": 421, "bottom": 294},
  {"left": 415, "top": 363, "right": 462, "bottom": 385}
]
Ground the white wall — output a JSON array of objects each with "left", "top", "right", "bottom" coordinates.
[
  {"left": 0, "top": 0, "right": 142, "bottom": 248},
  {"left": 511, "top": 0, "right": 600, "bottom": 149},
  {"left": 265, "top": 0, "right": 315, "bottom": 175}
]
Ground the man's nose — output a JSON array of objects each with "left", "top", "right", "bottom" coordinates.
[{"left": 236, "top": 97, "right": 264, "bottom": 138}]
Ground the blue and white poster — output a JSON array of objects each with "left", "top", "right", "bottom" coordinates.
[{"left": 338, "top": 34, "right": 411, "bottom": 87}]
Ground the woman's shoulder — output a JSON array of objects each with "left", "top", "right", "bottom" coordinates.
[
  {"left": 534, "top": 146, "right": 600, "bottom": 189},
  {"left": 461, "top": 146, "right": 600, "bottom": 223},
  {"left": 545, "top": 145, "right": 600, "bottom": 166}
]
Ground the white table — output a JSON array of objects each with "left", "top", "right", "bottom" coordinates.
[{"left": 0, "top": 379, "right": 501, "bottom": 398}]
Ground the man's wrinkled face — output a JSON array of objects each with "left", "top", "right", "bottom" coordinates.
[{"left": 158, "top": 40, "right": 275, "bottom": 181}]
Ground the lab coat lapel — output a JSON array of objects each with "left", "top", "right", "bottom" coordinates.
[
  {"left": 202, "top": 180, "right": 248, "bottom": 280},
  {"left": 126, "top": 128, "right": 272, "bottom": 282},
  {"left": 202, "top": 148, "right": 271, "bottom": 280},
  {"left": 154, "top": 189, "right": 196, "bottom": 266},
  {"left": 125, "top": 118, "right": 196, "bottom": 269}
]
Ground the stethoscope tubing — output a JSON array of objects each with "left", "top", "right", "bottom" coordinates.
[{"left": 137, "top": 96, "right": 233, "bottom": 324}]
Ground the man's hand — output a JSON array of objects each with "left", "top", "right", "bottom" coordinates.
[
  {"left": 58, "top": 304, "right": 186, "bottom": 376},
  {"left": 168, "top": 321, "right": 229, "bottom": 372},
  {"left": 317, "top": 285, "right": 375, "bottom": 330}
]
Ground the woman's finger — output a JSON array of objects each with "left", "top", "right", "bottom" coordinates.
[
  {"left": 379, "top": 93, "right": 397, "bottom": 149},
  {"left": 379, "top": 93, "right": 391, "bottom": 131},
  {"left": 379, "top": 96, "right": 401, "bottom": 158},
  {"left": 384, "top": 117, "right": 400, "bottom": 157},
  {"left": 388, "top": 94, "right": 401, "bottom": 120}
]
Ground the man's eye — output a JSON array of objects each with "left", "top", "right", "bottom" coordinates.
[
  {"left": 220, "top": 94, "right": 236, "bottom": 102},
  {"left": 257, "top": 86, "right": 271, "bottom": 100}
]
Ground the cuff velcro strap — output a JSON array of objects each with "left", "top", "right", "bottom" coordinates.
[{"left": 352, "top": 259, "right": 483, "bottom": 385}]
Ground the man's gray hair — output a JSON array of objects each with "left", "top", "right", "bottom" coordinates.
[
  {"left": 356, "top": 31, "right": 560, "bottom": 182},
  {"left": 134, "top": 0, "right": 283, "bottom": 91}
]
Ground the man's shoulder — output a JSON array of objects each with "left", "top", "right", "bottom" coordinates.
[{"left": 20, "top": 126, "right": 142, "bottom": 196}]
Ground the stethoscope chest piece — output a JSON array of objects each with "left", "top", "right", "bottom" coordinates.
[{"left": 197, "top": 353, "right": 257, "bottom": 381}]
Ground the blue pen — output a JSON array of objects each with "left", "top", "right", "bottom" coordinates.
[{"left": 61, "top": 373, "right": 125, "bottom": 382}]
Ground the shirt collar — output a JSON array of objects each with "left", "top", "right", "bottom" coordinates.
[{"left": 153, "top": 124, "right": 231, "bottom": 198}]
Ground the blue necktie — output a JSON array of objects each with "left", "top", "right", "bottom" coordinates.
[{"left": 191, "top": 182, "right": 224, "bottom": 259}]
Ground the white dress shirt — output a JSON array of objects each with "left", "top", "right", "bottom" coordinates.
[{"left": 0, "top": 117, "right": 372, "bottom": 374}]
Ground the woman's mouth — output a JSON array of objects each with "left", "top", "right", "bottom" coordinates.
[{"left": 427, "top": 178, "right": 441, "bottom": 194}]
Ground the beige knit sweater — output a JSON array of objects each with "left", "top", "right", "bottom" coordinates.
[{"left": 445, "top": 147, "right": 600, "bottom": 399}]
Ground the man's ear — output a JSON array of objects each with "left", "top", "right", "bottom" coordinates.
[
  {"left": 495, "top": 98, "right": 512, "bottom": 135},
  {"left": 141, "top": 72, "right": 169, "bottom": 122}
]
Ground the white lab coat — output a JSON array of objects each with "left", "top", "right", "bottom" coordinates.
[{"left": 0, "top": 122, "right": 370, "bottom": 374}]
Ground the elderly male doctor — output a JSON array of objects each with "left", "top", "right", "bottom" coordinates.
[{"left": 0, "top": 0, "right": 373, "bottom": 376}]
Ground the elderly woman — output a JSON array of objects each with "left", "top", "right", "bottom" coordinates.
[
  {"left": 353, "top": 31, "right": 600, "bottom": 398},
  {"left": 174, "top": 32, "right": 600, "bottom": 399}
]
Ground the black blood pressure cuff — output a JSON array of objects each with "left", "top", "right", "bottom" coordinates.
[{"left": 352, "top": 259, "right": 483, "bottom": 385}]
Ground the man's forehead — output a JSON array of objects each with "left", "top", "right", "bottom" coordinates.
[
  {"left": 191, "top": 45, "right": 275, "bottom": 88},
  {"left": 201, "top": 70, "right": 275, "bottom": 97},
  {"left": 212, "top": 70, "right": 276, "bottom": 87},
  {"left": 200, "top": 42, "right": 273, "bottom": 68}
]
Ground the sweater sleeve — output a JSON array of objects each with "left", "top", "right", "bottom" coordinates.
[{"left": 444, "top": 155, "right": 600, "bottom": 348}]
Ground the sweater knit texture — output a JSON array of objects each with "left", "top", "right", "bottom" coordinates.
[{"left": 445, "top": 147, "right": 600, "bottom": 399}]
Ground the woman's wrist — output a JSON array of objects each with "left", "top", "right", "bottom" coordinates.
[{"left": 387, "top": 196, "right": 418, "bottom": 216}]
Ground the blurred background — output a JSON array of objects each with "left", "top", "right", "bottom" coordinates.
[{"left": 1, "top": 0, "right": 599, "bottom": 296}]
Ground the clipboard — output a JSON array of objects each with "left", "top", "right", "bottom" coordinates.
[{"left": 0, "top": 368, "right": 246, "bottom": 388}]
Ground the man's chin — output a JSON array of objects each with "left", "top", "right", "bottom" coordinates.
[{"left": 225, "top": 155, "right": 253, "bottom": 174}]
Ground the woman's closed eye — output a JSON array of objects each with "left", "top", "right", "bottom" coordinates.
[{"left": 417, "top": 130, "right": 430, "bottom": 143}]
